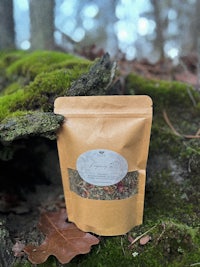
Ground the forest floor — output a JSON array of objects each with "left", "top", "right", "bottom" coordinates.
[{"left": 0, "top": 49, "right": 200, "bottom": 267}]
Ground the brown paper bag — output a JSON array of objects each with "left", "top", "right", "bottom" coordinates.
[{"left": 54, "top": 95, "right": 152, "bottom": 236}]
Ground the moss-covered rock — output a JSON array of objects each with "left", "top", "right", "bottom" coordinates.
[
  {"left": 0, "top": 51, "right": 117, "bottom": 144},
  {"left": 0, "top": 50, "right": 92, "bottom": 143},
  {"left": 0, "top": 50, "right": 91, "bottom": 115}
]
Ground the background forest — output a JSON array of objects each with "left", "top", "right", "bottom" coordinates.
[
  {"left": 1, "top": 0, "right": 200, "bottom": 62},
  {"left": 0, "top": 0, "right": 200, "bottom": 267}
]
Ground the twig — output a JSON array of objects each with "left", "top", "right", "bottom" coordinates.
[
  {"left": 163, "top": 110, "right": 181, "bottom": 136},
  {"left": 121, "top": 237, "right": 126, "bottom": 255},
  {"left": 195, "top": 128, "right": 200, "bottom": 136},
  {"left": 96, "top": 243, "right": 101, "bottom": 254},
  {"left": 156, "top": 222, "right": 166, "bottom": 245},
  {"left": 197, "top": 37, "right": 200, "bottom": 91},
  {"left": 186, "top": 86, "right": 197, "bottom": 107},
  {"left": 182, "top": 133, "right": 200, "bottom": 139},
  {"left": 128, "top": 225, "right": 156, "bottom": 248},
  {"left": 163, "top": 110, "right": 200, "bottom": 139},
  {"left": 190, "top": 263, "right": 200, "bottom": 266}
]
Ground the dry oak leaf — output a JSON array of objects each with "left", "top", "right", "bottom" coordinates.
[{"left": 23, "top": 209, "right": 99, "bottom": 264}]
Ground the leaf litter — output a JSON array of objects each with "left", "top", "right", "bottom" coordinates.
[{"left": 23, "top": 209, "right": 99, "bottom": 264}]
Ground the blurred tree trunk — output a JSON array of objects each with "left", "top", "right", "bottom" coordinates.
[
  {"left": 30, "top": 0, "right": 55, "bottom": 50},
  {"left": 0, "top": 0, "right": 15, "bottom": 50},
  {"left": 151, "top": 0, "right": 165, "bottom": 60},
  {"left": 95, "top": 0, "right": 118, "bottom": 56},
  {"left": 104, "top": 0, "right": 118, "bottom": 57},
  {"left": 76, "top": 0, "right": 118, "bottom": 57},
  {"left": 193, "top": 0, "right": 200, "bottom": 52}
]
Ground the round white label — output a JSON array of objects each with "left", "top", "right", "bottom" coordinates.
[{"left": 76, "top": 149, "right": 128, "bottom": 186}]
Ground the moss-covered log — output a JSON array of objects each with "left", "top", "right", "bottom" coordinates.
[{"left": 0, "top": 51, "right": 117, "bottom": 143}]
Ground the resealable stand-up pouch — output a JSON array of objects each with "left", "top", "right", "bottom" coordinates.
[{"left": 54, "top": 95, "right": 152, "bottom": 236}]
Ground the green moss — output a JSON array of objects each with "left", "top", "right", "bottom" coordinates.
[
  {"left": 0, "top": 89, "right": 25, "bottom": 121},
  {"left": 128, "top": 221, "right": 200, "bottom": 267},
  {"left": 0, "top": 82, "right": 22, "bottom": 96},
  {"left": 64, "top": 236, "right": 134, "bottom": 267},
  {"left": 10, "top": 67, "right": 89, "bottom": 112},
  {"left": 0, "top": 50, "right": 91, "bottom": 122},
  {"left": 126, "top": 73, "right": 200, "bottom": 110},
  {"left": 119, "top": 72, "right": 200, "bottom": 267},
  {"left": 0, "top": 50, "right": 93, "bottom": 143},
  {"left": 13, "top": 256, "right": 58, "bottom": 267},
  {"left": 126, "top": 72, "right": 200, "bottom": 162},
  {"left": 133, "top": 71, "right": 200, "bottom": 229},
  {"left": 0, "top": 50, "right": 26, "bottom": 69},
  {"left": 52, "top": 58, "right": 91, "bottom": 70},
  {"left": 6, "top": 50, "right": 77, "bottom": 80},
  {"left": 145, "top": 170, "right": 199, "bottom": 224}
]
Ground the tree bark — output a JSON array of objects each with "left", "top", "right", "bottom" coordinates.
[
  {"left": 29, "top": 0, "right": 55, "bottom": 50},
  {"left": 0, "top": 0, "right": 15, "bottom": 50}
]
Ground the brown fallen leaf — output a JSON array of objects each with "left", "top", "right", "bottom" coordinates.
[
  {"left": 139, "top": 235, "right": 151, "bottom": 245},
  {"left": 23, "top": 209, "right": 99, "bottom": 264}
]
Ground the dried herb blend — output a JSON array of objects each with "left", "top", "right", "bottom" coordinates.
[
  {"left": 54, "top": 96, "right": 152, "bottom": 236},
  {"left": 68, "top": 168, "right": 139, "bottom": 200}
]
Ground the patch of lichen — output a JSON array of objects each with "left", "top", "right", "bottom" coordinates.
[{"left": 0, "top": 112, "right": 64, "bottom": 142}]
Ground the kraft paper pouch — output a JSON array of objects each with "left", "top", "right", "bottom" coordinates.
[{"left": 54, "top": 95, "right": 152, "bottom": 236}]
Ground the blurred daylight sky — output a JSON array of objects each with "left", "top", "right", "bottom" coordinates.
[{"left": 13, "top": 0, "right": 179, "bottom": 61}]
